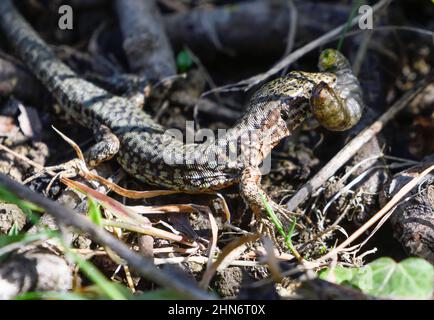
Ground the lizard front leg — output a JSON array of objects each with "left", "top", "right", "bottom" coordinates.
[
  {"left": 239, "top": 167, "right": 295, "bottom": 234},
  {"left": 23, "top": 124, "right": 119, "bottom": 186}
]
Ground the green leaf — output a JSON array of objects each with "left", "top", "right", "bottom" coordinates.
[
  {"left": 88, "top": 197, "right": 102, "bottom": 226},
  {"left": 0, "top": 230, "right": 58, "bottom": 255},
  {"left": 0, "top": 185, "right": 42, "bottom": 225},
  {"left": 0, "top": 186, "right": 43, "bottom": 214},
  {"left": 337, "top": 0, "right": 364, "bottom": 51},
  {"left": 285, "top": 217, "right": 297, "bottom": 250},
  {"left": 348, "top": 265, "right": 373, "bottom": 292},
  {"left": 7, "top": 222, "right": 20, "bottom": 236},
  {"left": 259, "top": 194, "right": 301, "bottom": 260},
  {"left": 176, "top": 50, "right": 193, "bottom": 73},
  {"left": 260, "top": 194, "right": 283, "bottom": 231},
  {"left": 319, "top": 265, "right": 357, "bottom": 284},
  {"left": 14, "top": 291, "right": 88, "bottom": 300},
  {"left": 132, "top": 289, "right": 187, "bottom": 300},
  {"left": 65, "top": 249, "right": 127, "bottom": 300},
  {"left": 0, "top": 186, "right": 127, "bottom": 300},
  {"left": 364, "top": 257, "right": 433, "bottom": 299},
  {"left": 319, "top": 257, "right": 434, "bottom": 299}
]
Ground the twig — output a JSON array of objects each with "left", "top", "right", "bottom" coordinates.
[
  {"left": 164, "top": 1, "right": 352, "bottom": 62},
  {"left": 204, "top": 0, "right": 391, "bottom": 94},
  {"left": 0, "top": 53, "right": 45, "bottom": 102},
  {"left": 154, "top": 256, "right": 259, "bottom": 267},
  {"left": 280, "top": 0, "right": 298, "bottom": 75},
  {"left": 205, "top": 211, "right": 218, "bottom": 270},
  {"left": 352, "top": 29, "right": 374, "bottom": 76},
  {"left": 114, "top": 0, "right": 176, "bottom": 81},
  {"left": 336, "top": 0, "right": 364, "bottom": 51},
  {"left": 0, "top": 174, "right": 214, "bottom": 300},
  {"left": 315, "top": 164, "right": 434, "bottom": 262},
  {"left": 261, "top": 237, "right": 283, "bottom": 282},
  {"left": 286, "top": 72, "right": 433, "bottom": 211},
  {"left": 298, "top": 161, "right": 412, "bottom": 252},
  {"left": 199, "top": 233, "right": 260, "bottom": 289},
  {"left": 0, "top": 143, "right": 47, "bottom": 173}
]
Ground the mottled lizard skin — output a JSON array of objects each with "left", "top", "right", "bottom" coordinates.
[{"left": 0, "top": 0, "right": 363, "bottom": 218}]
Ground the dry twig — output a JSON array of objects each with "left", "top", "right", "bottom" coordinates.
[
  {"left": 115, "top": 0, "right": 176, "bottom": 81},
  {"left": 204, "top": 0, "right": 391, "bottom": 94},
  {"left": 316, "top": 164, "right": 434, "bottom": 262},
  {"left": 0, "top": 174, "right": 214, "bottom": 300}
]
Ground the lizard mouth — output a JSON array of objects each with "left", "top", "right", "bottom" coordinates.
[
  {"left": 310, "top": 81, "right": 360, "bottom": 132},
  {"left": 312, "top": 49, "right": 364, "bottom": 132}
]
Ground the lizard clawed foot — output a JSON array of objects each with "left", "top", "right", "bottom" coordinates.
[
  {"left": 268, "top": 200, "right": 299, "bottom": 223},
  {"left": 240, "top": 166, "right": 299, "bottom": 248},
  {"left": 24, "top": 125, "right": 119, "bottom": 194},
  {"left": 251, "top": 216, "right": 287, "bottom": 253},
  {"left": 23, "top": 158, "right": 87, "bottom": 194}
]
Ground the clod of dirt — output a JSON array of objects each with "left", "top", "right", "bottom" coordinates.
[
  {"left": 0, "top": 202, "right": 27, "bottom": 234},
  {"left": 0, "top": 124, "right": 49, "bottom": 183},
  {"left": 211, "top": 267, "right": 243, "bottom": 298},
  {"left": 73, "top": 235, "right": 92, "bottom": 250},
  {"left": 185, "top": 261, "right": 204, "bottom": 275},
  {"left": 380, "top": 161, "right": 434, "bottom": 263},
  {"left": 0, "top": 249, "right": 72, "bottom": 299}
]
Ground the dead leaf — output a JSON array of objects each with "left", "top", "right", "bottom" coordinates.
[{"left": 17, "top": 103, "right": 42, "bottom": 140}]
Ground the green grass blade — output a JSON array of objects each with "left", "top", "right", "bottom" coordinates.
[
  {"left": 65, "top": 249, "right": 127, "bottom": 300},
  {"left": 0, "top": 230, "right": 59, "bottom": 258},
  {"left": 7, "top": 222, "right": 20, "bottom": 236},
  {"left": 260, "top": 194, "right": 302, "bottom": 260},
  {"left": 88, "top": 197, "right": 102, "bottom": 226},
  {"left": 337, "top": 0, "right": 365, "bottom": 51},
  {"left": 14, "top": 291, "right": 88, "bottom": 300},
  {"left": 0, "top": 185, "right": 42, "bottom": 224}
]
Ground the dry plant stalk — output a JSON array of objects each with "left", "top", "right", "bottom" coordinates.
[{"left": 316, "top": 164, "right": 434, "bottom": 263}]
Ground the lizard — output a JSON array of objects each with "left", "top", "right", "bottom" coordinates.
[{"left": 0, "top": 0, "right": 364, "bottom": 230}]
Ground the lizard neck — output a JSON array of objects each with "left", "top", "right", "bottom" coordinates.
[
  {"left": 201, "top": 94, "right": 310, "bottom": 171},
  {"left": 201, "top": 70, "right": 337, "bottom": 170}
]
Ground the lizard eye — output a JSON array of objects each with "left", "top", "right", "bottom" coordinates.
[{"left": 310, "top": 82, "right": 359, "bottom": 131}]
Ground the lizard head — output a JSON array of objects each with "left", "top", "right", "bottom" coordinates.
[{"left": 309, "top": 49, "right": 364, "bottom": 131}]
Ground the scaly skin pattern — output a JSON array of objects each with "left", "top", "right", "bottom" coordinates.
[{"left": 0, "top": 0, "right": 363, "bottom": 219}]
